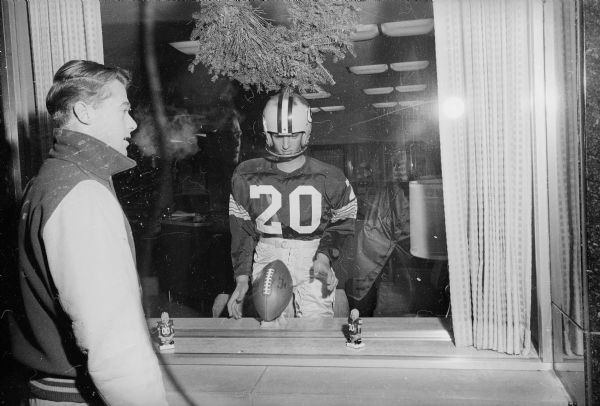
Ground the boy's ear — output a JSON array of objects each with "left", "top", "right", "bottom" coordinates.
[{"left": 72, "top": 101, "right": 92, "bottom": 125}]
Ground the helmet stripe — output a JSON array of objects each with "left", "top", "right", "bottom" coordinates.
[
  {"left": 277, "top": 92, "right": 284, "bottom": 133},
  {"left": 287, "top": 93, "right": 293, "bottom": 133}
]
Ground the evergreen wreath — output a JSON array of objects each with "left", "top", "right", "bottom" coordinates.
[{"left": 188, "top": 0, "right": 359, "bottom": 93}]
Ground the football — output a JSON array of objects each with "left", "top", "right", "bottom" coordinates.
[{"left": 252, "top": 260, "right": 293, "bottom": 322}]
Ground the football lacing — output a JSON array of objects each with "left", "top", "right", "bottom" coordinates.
[{"left": 263, "top": 268, "right": 275, "bottom": 295}]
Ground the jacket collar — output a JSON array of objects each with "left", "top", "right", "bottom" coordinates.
[{"left": 50, "top": 129, "right": 136, "bottom": 180}]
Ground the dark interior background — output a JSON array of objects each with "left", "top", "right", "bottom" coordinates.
[{"left": 100, "top": 0, "right": 447, "bottom": 319}]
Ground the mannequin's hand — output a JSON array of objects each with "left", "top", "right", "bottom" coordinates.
[
  {"left": 312, "top": 253, "right": 337, "bottom": 292},
  {"left": 227, "top": 275, "right": 249, "bottom": 319}
]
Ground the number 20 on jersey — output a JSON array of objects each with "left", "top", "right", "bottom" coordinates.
[{"left": 250, "top": 185, "right": 321, "bottom": 235}]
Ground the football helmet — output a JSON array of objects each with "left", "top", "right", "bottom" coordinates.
[{"left": 262, "top": 90, "right": 312, "bottom": 160}]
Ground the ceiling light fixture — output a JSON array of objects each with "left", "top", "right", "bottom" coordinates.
[
  {"left": 398, "top": 101, "right": 421, "bottom": 107},
  {"left": 350, "top": 24, "right": 379, "bottom": 41},
  {"left": 169, "top": 40, "right": 198, "bottom": 55},
  {"left": 395, "top": 84, "right": 428, "bottom": 92},
  {"left": 301, "top": 91, "right": 331, "bottom": 99},
  {"left": 389, "top": 61, "right": 430, "bottom": 71},
  {"left": 363, "top": 87, "right": 394, "bottom": 95},
  {"left": 380, "top": 18, "right": 434, "bottom": 37},
  {"left": 320, "top": 106, "right": 346, "bottom": 112},
  {"left": 372, "top": 102, "right": 398, "bottom": 108},
  {"left": 348, "top": 64, "right": 388, "bottom": 75}
]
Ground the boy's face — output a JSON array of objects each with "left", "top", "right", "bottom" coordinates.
[
  {"left": 269, "top": 131, "right": 304, "bottom": 157},
  {"left": 88, "top": 80, "right": 137, "bottom": 155}
]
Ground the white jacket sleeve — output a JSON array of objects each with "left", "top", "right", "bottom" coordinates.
[{"left": 43, "top": 180, "right": 168, "bottom": 406}]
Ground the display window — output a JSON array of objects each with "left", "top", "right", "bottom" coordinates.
[{"left": 0, "top": 0, "right": 590, "bottom": 404}]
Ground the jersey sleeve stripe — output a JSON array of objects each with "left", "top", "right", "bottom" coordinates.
[
  {"left": 331, "top": 200, "right": 357, "bottom": 222},
  {"left": 229, "top": 194, "right": 251, "bottom": 221}
]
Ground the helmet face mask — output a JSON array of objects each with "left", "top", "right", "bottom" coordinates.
[{"left": 263, "top": 91, "right": 312, "bottom": 160}]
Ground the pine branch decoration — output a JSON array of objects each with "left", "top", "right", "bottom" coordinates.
[{"left": 188, "top": 0, "right": 359, "bottom": 93}]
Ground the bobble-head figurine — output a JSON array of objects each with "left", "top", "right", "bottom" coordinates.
[
  {"left": 157, "top": 311, "right": 175, "bottom": 351},
  {"left": 346, "top": 308, "right": 365, "bottom": 349}
]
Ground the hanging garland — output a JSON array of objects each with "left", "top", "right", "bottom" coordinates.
[{"left": 188, "top": 0, "right": 359, "bottom": 93}]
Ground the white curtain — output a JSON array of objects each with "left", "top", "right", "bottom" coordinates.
[
  {"left": 433, "top": 0, "right": 534, "bottom": 354},
  {"left": 27, "top": 0, "right": 104, "bottom": 157},
  {"left": 544, "top": 0, "right": 584, "bottom": 357}
]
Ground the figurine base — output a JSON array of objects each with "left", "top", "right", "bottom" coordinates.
[
  {"left": 346, "top": 342, "right": 365, "bottom": 349},
  {"left": 159, "top": 343, "right": 175, "bottom": 351}
]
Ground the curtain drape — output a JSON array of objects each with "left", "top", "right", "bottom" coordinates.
[
  {"left": 544, "top": 0, "right": 584, "bottom": 357},
  {"left": 27, "top": 0, "right": 104, "bottom": 158},
  {"left": 432, "top": 0, "right": 534, "bottom": 354}
]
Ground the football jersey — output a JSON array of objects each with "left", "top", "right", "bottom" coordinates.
[{"left": 229, "top": 156, "right": 357, "bottom": 279}]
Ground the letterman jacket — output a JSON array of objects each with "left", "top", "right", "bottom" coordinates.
[{"left": 8, "top": 129, "right": 168, "bottom": 405}]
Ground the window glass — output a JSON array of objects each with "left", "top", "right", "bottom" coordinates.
[{"left": 102, "top": 0, "right": 447, "bottom": 319}]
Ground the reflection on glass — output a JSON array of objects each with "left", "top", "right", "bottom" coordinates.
[
  {"left": 544, "top": 0, "right": 585, "bottom": 404},
  {"left": 103, "top": 0, "right": 444, "bottom": 319},
  {"left": 545, "top": 0, "right": 585, "bottom": 358}
]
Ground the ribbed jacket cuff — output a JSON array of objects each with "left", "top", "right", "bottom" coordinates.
[{"left": 29, "top": 377, "right": 87, "bottom": 403}]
